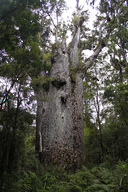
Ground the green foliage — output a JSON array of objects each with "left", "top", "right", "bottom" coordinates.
[
  {"left": 42, "top": 52, "right": 52, "bottom": 72},
  {"left": 5, "top": 162, "right": 128, "bottom": 192},
  {"left": 114, "top": 161, "right": 128, "bottom": 191},
  {"left": 31, "top": 74, "right": 51, "bottom": 92},
  {"left": 13, "top": 171, "right": 43, "bottom": 192},
  {"left": 83, "top": 0, "right": 128, "bottom": 172},
  {"left": 0, "top": 107, "right": 35, "bottom": 176},
  {"left": 1, "top": 169, "right": 43, "bottom": 192},
  {"left": 72, "top": 15, "right": 80, "bottom": 26},
  {"left": 0, "top": 0, "right": 46, "bottom": 181}
]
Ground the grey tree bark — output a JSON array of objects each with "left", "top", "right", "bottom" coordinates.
[{"left": 36, "top": 16, "right": 106, "bottom": 170}]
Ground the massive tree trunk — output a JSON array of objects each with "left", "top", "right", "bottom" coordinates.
[{"left": 36, "top": 17, "right": 106, "bottom": 170}]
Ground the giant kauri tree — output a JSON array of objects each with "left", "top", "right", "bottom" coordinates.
[{"left": 36, "top": 0, "right": 109, "bottom": 170}]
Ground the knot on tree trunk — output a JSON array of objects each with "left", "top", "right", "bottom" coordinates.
[{"left": 51, "top": 76, "right": 67, "bottom": 88}]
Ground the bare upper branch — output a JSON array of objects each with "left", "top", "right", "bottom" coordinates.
[{"left": 81, "top": 20, "right": 109, "bottom": 73}]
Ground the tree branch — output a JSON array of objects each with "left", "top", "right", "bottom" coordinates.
[
  {"left": 81, "top": 21, "right": 108, "bottom": 72},
  {"left": 44, "top": 10, "right": 57, "bottom": 29},
  {"left": 69, "top": 16, "right": 86, "bottom": 68}
]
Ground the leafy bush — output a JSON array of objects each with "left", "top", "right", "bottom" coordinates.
[
  {"left": 2, "top": 160, "right": 128, "bottom": 192},
  {"left": 114, "top": 161, "right": 128, "bottom": 191}
]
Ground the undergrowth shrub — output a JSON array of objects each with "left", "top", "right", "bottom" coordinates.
[
  {"left": 113, "top": 161, "right": 128, "bottom": 191},
  {"left": 1, "top": 152, "right": 128, "bottom": 192}
]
